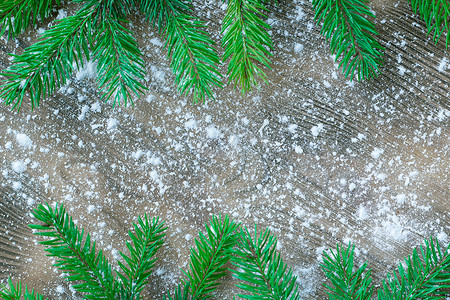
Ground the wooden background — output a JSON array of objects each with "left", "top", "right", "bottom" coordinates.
[{"left": 0, "top": 0, "right": 449, "bottom": 298}]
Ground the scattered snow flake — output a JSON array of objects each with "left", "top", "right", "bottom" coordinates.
[
  {"left": 323, "top": 81, "right": 331, "bottom": 88},
  {"left": 395, "top": 193, "right": 406, "bottom": 204},
  {"left": 371, "top": 147, "right": 384, "bottom": 159},
  {"left": 5, "top": 141, "right": 12, "bottom": 149},
  {"left": 76, "top": 61, "right": 97, "bottom": 80},
  {"left": 437, "top": 57, "right": 447, "bottom": 72},
  {"left": 349, "top": 182, "right": 356, "bottom": 191},
  {"left": 287, "top": 124, "right": 298, "bottom": 133},
  {"left": 294, "top": 205, "right": 305, "bottom": 218},
  {"left": 12, "top": 160, "right": 27, "bottom": 173},
  {"left": 185, "top": 119, "right": 197, "bottom": 130},
  {"left": 206, "top": 125, "right": 221, "bottom": 139},
  {"left": 293, "top": 145, "right": 303, "bottom": 154},
  {"left": 56, "top": 286, "right": 65, "bottom": 294},
  {"left": 56, "top": 9, "right": 67, "bottom": 20},
  {"left": 12, "top": 181, "right": 22, "bottom": 190},
  {"left": 132, "top": 150, "right": 144, "bottom": 160},
  {"left": 294, "top": 43, "right": 304, "bottom": 54},
  {"left": 87, "top": 205, "right": 96, "bottom": 213},
  {"left": 311, "top": 123, "right": 324, "bottom": 137},
  {"left": 357, "top": 205, "right": 368, "bottom": 220},
  {"left": 16, "top": 133, "right": 33, "bottom": 148},
  {"left": 397, "top": 66, "right": 406, "bottom": 75},
  {"left": 228, "top": 135, "right": 239, "bottom": 147},
  {"left": 107, "top": 118, "right": 118, "bottom": 130},
  {"left": 150, "top": 38, "right": 163, "bottom": 47},
  {"left": 91, "top": 102, "right": 101, "bottom": 113},
  {"left": 78, "top": 105, "right": 90, "bottom": 121}
]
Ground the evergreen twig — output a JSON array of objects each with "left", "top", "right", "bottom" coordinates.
[
  {"left": 378, "top": 237, "right": 450, "bottom": 299},
  {"left": 321, "top": 242, "right": 373, "bottom": 299},
  {"left": 409, "top": 0, "right": 450, "bottom": 47},
  {"left": 231, "top": 226, "right": 300, "bottom": 299},
  {"left": 117, "top": 214, "right": 167, "bottom": 298},
  {"left": 312, "top": 0, "right": 384, "bottom": 80},
  {"left": 0, "top": 0, "right": 59, "bottom": 40},
  {"left": 28, "top": 203, "right": 118, "bottom": 299},
  {"left": 221, "top": 0, "right": 273, "bottom": 92},
  {"left": 0, "top": 278, "right": 44, "bottom": 300}
]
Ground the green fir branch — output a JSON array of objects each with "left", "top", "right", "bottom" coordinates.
[
  {"left": 92, "top": 16, "right": 147, "bottom": 107},
  {"left": 0, "top": 1, "right": 96, "bottom": 110},
  {"left": 409, "top": 0, "right": 450, "bottom": 47},
  {"left": 179, "top": 215, "right": 240, "bottom": 299},
  {"left": 142, "top": 0, "right": 222, "bottom": 103},
  {"left": 231, "top": 226, "right": 300, "bottom": 299},
  {"left": 312, "top": 0, "right": 384, "bottom": 80},
  {"left": 163, "top": 282, "right": 190, "bottom": 300},
  {"left": 221, "top": 0, "right": 273, "bottom": 92},
  {"left": 321, "top": 242, "right": 373, "bottom": 300},
  {"left": 117, "top": 215, "right": 167, "bottom": 298},
  {"left": 28, "top": 202, "right": 118, "bottom": 299},
  {"left": 378, "top": 237, "right": 450, "bottom": 299},
  {"left": 0, "top": 0, "right": 59, "bottom": 40},
  {"left": 0, "top": 278, "right": 45, "bottom": 300}
]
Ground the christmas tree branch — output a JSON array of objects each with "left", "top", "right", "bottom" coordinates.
[
  {"left": 141, "top": 0, "right": 222, "bottom": 103},
  {"left": 0, "top": 0, "right": 59, "bottom": 40},
  {"left": 117, "top": 215, "right": 167, "bottom": 298},
  {"left": 312, "top": 0, "right": 383, "bottom": 80},
  {"left": 409, "top": 0, "right": 450, "bottom": 47},
  {"left": 378, "top": 236, "right": 450, "bottom": 299},
  {"left": 231, "top": 226, "right": 300, "bottom": 299},
  {"left": 92, "top": 16, "right": 147, "bottom": 107},
  {"left": 28, "top": 203, "right": 118, "bottom": 299},
  {"left": 0, "top": 278, "right": 45, "bottom": 300},
  {"left": 221, "top": 0, "right": 273, "bottom": 92},
  {"left": 321, "top": 243, "right": 373, "bottom": 300}
]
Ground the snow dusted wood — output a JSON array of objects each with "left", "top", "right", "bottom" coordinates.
[{"left": 0, "top": 0, "right": 448, "bottom": 298}]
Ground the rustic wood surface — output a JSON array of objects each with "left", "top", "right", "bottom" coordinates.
[{"left": 0, "top": 0, "right": 449, "bottom": 298}]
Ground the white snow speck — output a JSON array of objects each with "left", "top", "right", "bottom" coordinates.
[
  {"left": 357, "top": 205, "right": 368, "bottom": 220},
  {"left": 132, "top": 150, "right": 144, "bottom": 160},
  {"left": 78, "top": 105, "right": 90, "bottom": 121},
  {"left": 294, "top": 205, "right": 305, "bottom": 218},
  {"left": 56, "top": 9, "right": 67, "bottom": 20},
  {"left": 206, "top": 125, "right": 221, "bottom": 139},
  {"left": 150, "top": 38, "right": 163, "bottom": 47},
  {"left": 311, "top": 123, "right": 324, "bottom": 137},
  {"left": 437, "top": 57, "right": 447, "bottom": 72},
  {"left": 397, "top": 66, "right": 406, "bottom": 75},
  {"left": 371, "top": 148, "right": 384, "bottom": 159},
  {"left": 16, "top": 133, "right": 33, "bottom": 148},
  {"left": 91, "top": 102, "right": 101, "bottom": 113},
  {"left": 87, "top": 205, "right": 96, "bottom": 213},
  {"left": 323, "top": 81, "right": 331, "bottom": 88},
  {"left": 107, "top": 118, "right": 118, "bottom": 130},
  {"left": 185, "top": 119, "right": 197, "bottom": 130},
  {"left": 5, "top": 141, "right": 12, "bottom": 149},
  {"left": 294, "top": 43, "right": 304, "bottom": 54},
  {"left": 293, "top": 145, "right": 303, "bottom": 154},
  {"left": 228, "top": 135, "right": 239, "bottom": 147},
  {"left": 12, "top": 181, "right": 22, "bottom": 190},
  {"left": 56, "top": 286, "right": 64, "bottom": 294},
  {"left": 395, "top": 193, "right": 406, "bottom": 204},
  {"left": 287, "top": 124, "right": 298, "bottom": 133},
  {"left": 12, "top": 161, "right": 27, "bottom": 173},
  {"left": 76, "top": 61, "right": 97, "bottom": 81}
]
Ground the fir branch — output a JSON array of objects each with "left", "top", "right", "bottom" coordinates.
[
  {"left": 92, "top": 16, "right": 147, "bottom": 107},
  {"left": 117, "top": 214, "right": 167, "bottom": 298},
  {"left": 378, "top": 237, "right": 450, "bottom": 299},
  {"left": 28, "top": 203, "right": 118, "bottom": 299},
  {"left": 0, "top": 278, "right": 45, "bottom": 300},
  {"left": 0, "top": 0, "right": 59, "bottom": 40},
  {"left": 221, "top": 0, "right": 273, "bottom": 92},
  {"left": 182, "top": 215, "right": 240, "bottom": 298},
  {"left": 163, "top": 283, "right": 190, "bottom": 300},
  {"left": 312, "top": 0, "right": 383, "bottom": 80},
  {"left": 409, "top": 0, "right": 450, "bottom": 47},
  {"left": 0, "top": 1, "right": 96, "bottom": 110},
  {"left": 141, "top": 0, "right": 222, "bottom": 103},
  {"left": 321, "top": 242, "right": 373, "bottom": 300},
  {"left": 231, "top": 226, "right": 300, "bottom": 299}
]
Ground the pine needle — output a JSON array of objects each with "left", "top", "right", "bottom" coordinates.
[
  {"left": 312, "top": 0, "right": 384, "bottom": 81},
  {"left": 221, "top": 0, "right": 273, "bottom": 93},
  {"left": 231, "top": 226, "right": 300, "bottom": 299},
  {"left": 321, "top": 242, "right": 373, "bottom": 300},
  {"left": 28, "top": 202, "right": 118, "bottom": 299}
]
